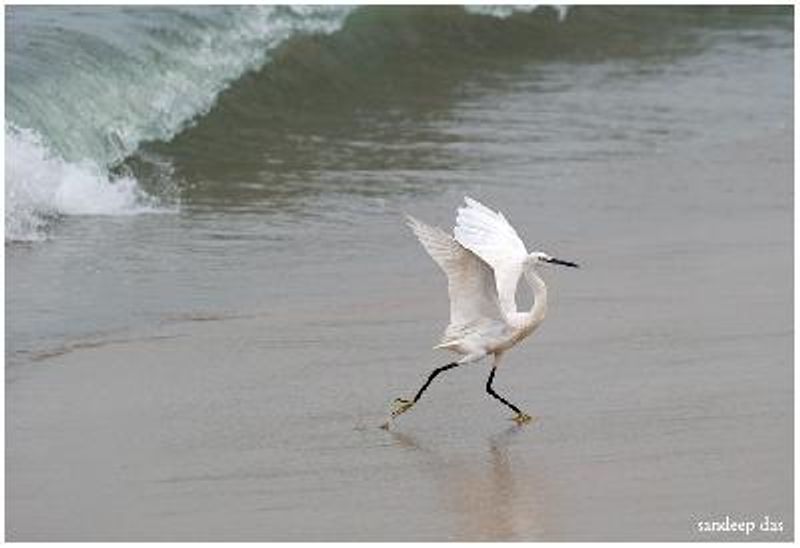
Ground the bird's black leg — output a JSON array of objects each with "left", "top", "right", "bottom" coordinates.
[
  {"left": 486, "top": 367, "right": 532, "bottom": 424},
  {"left": 386, "top": 362, "right": 460, "bottom": 424},
  {"left": 485, "top": 367, "right": 521, "bottom": 414},
  {"left": 412, "top": 361, "right": 460, "bottom": 403}
]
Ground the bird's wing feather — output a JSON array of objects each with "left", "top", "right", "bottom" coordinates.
[
  {"left": 453, "top": 196, "right": 529, "bottom": 318},
  {"left": 406, "top": 215, "right": 506, "bottom": 342}
]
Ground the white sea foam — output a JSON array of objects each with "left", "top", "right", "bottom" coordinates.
[
  {"left": 5, "top": 126, "right": 161, "bottom": 242},
  {"left": 465, "top": 5, "right": 569, "bottom": 21}
]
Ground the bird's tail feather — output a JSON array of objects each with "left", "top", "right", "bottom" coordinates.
[{"left": 433, "top": 339, "right": 459, "bottom": 349}]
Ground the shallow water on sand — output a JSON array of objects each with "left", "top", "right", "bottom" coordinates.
[{"left": 6, "top": 9, "right": 793, "bottom": 541}]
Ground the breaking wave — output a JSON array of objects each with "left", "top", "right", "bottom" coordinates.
[{"left": 6, "top": 5, "right": 787, "bottom": 241}]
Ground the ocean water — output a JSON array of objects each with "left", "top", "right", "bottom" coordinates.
[
  {"left": 5, "top": 5, "right": 792, "bottom": 361},
  {"left": 5, "top": 6, "right": 794, "bottom": 540}
]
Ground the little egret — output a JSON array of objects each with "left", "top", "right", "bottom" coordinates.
[{"left": 383, "top": 196, "right": 578, "bottom": 428}]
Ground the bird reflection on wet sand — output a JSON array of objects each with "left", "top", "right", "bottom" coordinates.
[{"left": 387, "top": 426, "right": 546, "bottom": 540}]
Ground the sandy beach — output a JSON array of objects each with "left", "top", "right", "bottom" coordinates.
[
  {"left": 6, "top": 6, "right": 793, "bottom": 541},
  {"left": 7, "top": 129, "right": 793, "bottom": 540}
]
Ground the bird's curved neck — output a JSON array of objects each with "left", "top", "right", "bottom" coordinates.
[{"left": 523, "top": 267, "right": 548, "bottom": 325}]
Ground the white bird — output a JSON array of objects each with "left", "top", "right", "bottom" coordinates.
[{"left": 384, "top": 196, "right": 578, "bottom": 428}]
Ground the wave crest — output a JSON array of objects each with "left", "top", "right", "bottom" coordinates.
[{"left": 5, "top": 126, "right": 163, "bottom": 242}]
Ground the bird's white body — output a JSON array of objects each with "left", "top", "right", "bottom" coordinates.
[
  {"left": 407, "top": 197, "right": 553, "bottom": 365},
  {"left": 384, "top": 196, "right": 577, "bottom": 427}
]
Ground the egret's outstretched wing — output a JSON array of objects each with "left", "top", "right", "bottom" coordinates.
[
  {"left": 406, "top": 215, "right": 506, "bottom": 346},
  {"left": 453, "top": 196, "right": 529, "bottom": 317}
]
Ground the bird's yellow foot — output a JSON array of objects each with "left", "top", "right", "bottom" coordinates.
[
  {"left": 391, "top": 398, "right": 414, "bottom": 418},
  {"left": 379, "top": 398, "right": 414, "bottom": 429},
  {"left": 512, "top": 412, "right": 535, "bottom": 425}
]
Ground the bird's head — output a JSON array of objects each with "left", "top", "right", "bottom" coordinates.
[{"left": 526, "top": 251, "right": 580, "bottom": 269}]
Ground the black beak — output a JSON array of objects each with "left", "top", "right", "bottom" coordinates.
[{"left": 546, "top": 257, "right": 580, "bottom": 268}]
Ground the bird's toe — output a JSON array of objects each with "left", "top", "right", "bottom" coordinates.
[
  {"left": 512, "top": 412, "right": 535, "bottom": 425},
  {"left": 391, "top": 398, "right": 414, "bottom": 418}
]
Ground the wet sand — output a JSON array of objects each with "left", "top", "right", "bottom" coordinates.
[{"left": 6, "top": 128, "right": 792, "bottom": 541}]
